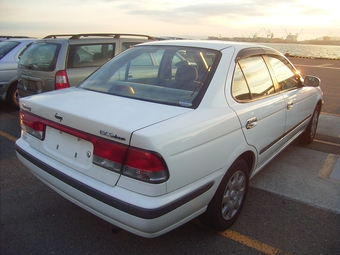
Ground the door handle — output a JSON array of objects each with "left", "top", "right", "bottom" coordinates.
[
  {"left": 246, "top": 117, "right": 257, "bottom": 129},
  {"left": 287, "top": 101, "right": 293, "bottom": 110}
]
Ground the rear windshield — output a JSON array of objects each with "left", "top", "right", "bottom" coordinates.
[
  {"left": 78, "top": 45, "right": 220, "bottom": 108},
  {"left": 19, "top": 42, "right": 61, "bottom": 71},
  {"left": 0, "top": 41, "right": 20, "bottom": 59}
]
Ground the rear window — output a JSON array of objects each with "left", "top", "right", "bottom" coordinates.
[
  {"left": 78, "top": 45, "right": 220, "bottom": 108},
  {"left": 19, "top": 42, "right": 61, "bottom": 71},
  {"left": 0, "top": 41, "right": 20, "bottom": 59}
]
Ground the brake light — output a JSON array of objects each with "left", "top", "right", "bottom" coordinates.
[
  {"left": 20, "top": 111, "right": 45, "bottom": 140},
  {"left": 93, "top": 140, "right": 168, "bottom": 183},
  {"left": 55, "top": 70, "right": 69, "bottom": 89},
  {"left": 123, "top": 148, "right": 168, "bottom": 183},
  {"left": 92, "top": 138, "right": 127, "bottom": 173}
]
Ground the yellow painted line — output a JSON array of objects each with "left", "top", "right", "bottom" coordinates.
[
  {"left": 219, "top": 229, "right": 289, "bottom": 255},
  {"left": 193, "top": 219, "right": 289, "bottom": 254},
  {"left": 318, "top": 153, "right": 339, "bottom": 178},
  {"left": 0, "top": 130, "right": 18, "bottom": 142}
]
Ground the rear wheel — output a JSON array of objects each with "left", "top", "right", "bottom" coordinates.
[
  {"left": 200, "top": 158, "right": 249, "bottom": 231},
  {"left": 6, "top": 83, "right": 19, "bottom": 109},
  {"left": 299, "top": 105, "right": 320, "bottom": 144}
]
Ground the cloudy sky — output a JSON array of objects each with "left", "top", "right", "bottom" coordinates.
[{"left": 1, "top": 0, "right": 339, "bottom": 41}]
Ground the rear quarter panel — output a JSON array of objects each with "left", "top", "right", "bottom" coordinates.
[{"left": 131, "top": 106, "right": 249, "bottom": 193}]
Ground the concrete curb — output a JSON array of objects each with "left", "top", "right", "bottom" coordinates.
[{"left": 250, "top": 112, "right": 340, "bottom": 214}]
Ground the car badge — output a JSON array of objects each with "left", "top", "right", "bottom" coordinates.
[
  {"left": 100, "top": 130, "right": 126, "bottom": 141},
  {"left": 22, "top": 103, "right": 32, "bottom": 111},
  {"left": 54, "top": 113, "right": 63, "bottom": 122}
]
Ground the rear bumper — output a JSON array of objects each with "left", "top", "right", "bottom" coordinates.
[
  {"left": 0, "top": 82, "right": 10, "bottom": 100},
  {"left": 15, "top": 138, "right": 217, "bottom": 237},
  {"left": 17, "top": 85, "right": 36, "bottom": 98}
]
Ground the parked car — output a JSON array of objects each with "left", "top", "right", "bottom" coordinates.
[
  {"left": 0, "top": 38, "right": 36, "bottom": 108},
  {"left": 17, "top": 33, "right": 155, "bottom": 99},
  {"left": 0, "top": 36, "right": 32, "bottom": 42},
  {"left": 15, "top": 40, "right": 323, "bottom": 238}
]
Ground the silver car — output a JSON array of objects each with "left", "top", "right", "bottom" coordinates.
[
  {"left": 17, "top": 33, "right": 155, "bottom": 99},
  {"left": 0, "top": 38, "right": 36, "bottom": 108}
]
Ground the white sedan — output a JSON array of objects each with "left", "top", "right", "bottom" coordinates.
[{"left": 15, "top": 40, "right": 323, "bottom": 238}]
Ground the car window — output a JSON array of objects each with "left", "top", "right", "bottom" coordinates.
[
  {"left": 238, "top": 56, "right": 275, "bottom": 100},
  {"left": 266, "top": 56, "right": 301, "bottom": 91},
  {"left": 232, "top": 63, "right": 251, "bottom": 101},
  {"left": 68, "top": 43, "right": 115, "bottom": 68},
  {"left": 18, "top": 43, "right": 33, "bottom": 58},
  {"left": 78, "top": 46, "right": 219, "bottom": 108},
  {"left": 122, "top": 42, "right": 144, "bottom": 52},
  {"left": 0, "top": 41, "right": 20, "bottom": 59},
  {"left": 19, "top": 42, "right": 61, "bottom": 71}
]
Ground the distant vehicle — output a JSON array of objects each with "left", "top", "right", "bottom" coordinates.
[
  {"left": 0, "top": 38, "right": 36, "bottom": 108},
  {"left": 17, "top": 33, "right": 156, "bottom": 99},
  {"left": 16, "top": 40, "right": 323, "bottom": 238},
  {"left": 0, "top": 36, "right": 33, "bottom": 42}
]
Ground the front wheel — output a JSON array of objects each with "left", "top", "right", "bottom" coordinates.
[
  {"left": 200, "top": 158, "right": 249, "bottom": 231},
  {"left": 299, "top": 105, "right": 320, "bottom": 144}
]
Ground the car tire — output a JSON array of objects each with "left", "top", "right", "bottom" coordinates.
[
  {"left": 299, "top": 105, "right": 320, "bottom": 144},
  {"left": 6, "top": 83, "right": 19, "bottom": 109},
  {"left": 200, "top": 158, "right": 249, "bottom": 231}
]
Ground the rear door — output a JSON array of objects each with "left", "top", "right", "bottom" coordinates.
[{"left": 229, "top": 55, "right": 286, "bottom": 172}]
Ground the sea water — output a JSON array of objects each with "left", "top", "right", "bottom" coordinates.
[{"left": 260, "top": 43, "right": 340, "bottom": 59}]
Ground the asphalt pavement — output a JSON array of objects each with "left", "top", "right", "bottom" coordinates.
[{"left": 250, "top": 113, "right": 340, "bottom": 214}]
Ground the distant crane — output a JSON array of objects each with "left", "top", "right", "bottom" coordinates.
[
  {"left": 285, "top": 29, "right": 303, "bottom": 41},
  {"left": 264, "top": 28, "right": 274, "bottom": 38}
]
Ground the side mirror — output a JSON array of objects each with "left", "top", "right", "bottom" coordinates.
[{"left": 304, "top": 75, "right": 321, "bottom": 87}]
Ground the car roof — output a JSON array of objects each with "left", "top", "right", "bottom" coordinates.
[
  {"left": 42, "top": 33, "right": 156, "bottom": 40},
  {"left": 0, "top": 38, "right": 37, "bottom": 43},
  {"left": 136, "top": 39, "right": 275, "bottom": 51}
]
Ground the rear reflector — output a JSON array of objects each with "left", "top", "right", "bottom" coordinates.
[{"left": 20, "top": 111, "right": 45, "bottom": 140}]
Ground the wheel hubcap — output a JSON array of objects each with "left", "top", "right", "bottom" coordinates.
[{"left": 221, "top": 171, "right": 246, "bottom": 220}]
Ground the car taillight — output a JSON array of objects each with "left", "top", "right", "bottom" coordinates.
[
  {"left": 93, "top": 140, "right": 168, "bottom": 183},
  {"left": 55, "top": 70, "right": 69, "bottom": 89},
  {"left": 123, "top": 148, "right": 168, "bottom": 183},
  {"left": 20, "top": 110, "right": 168, "bottom": 183},
  {"left": 20, "top": 111, "right": 45, "bottom": 140},
  {"left": 92, "top": 138, "right": 127, "bottom": 173}
]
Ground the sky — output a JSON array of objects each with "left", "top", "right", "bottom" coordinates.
[{"left": 1, "top": 0, "right": 339, "bottom": 41}]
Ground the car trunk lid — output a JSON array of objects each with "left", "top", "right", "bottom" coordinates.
[{"left": 20, "top": 88, "right": 191, "bottom": 143}]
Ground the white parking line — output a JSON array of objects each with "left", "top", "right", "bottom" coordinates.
[{"left": 294, "top": 64, "right": 340, "bottom": 70}]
